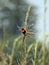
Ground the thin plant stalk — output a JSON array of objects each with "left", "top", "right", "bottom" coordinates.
[
  {"left": 2, "top": 25, "right": 6, "bottom": 51},
  {"left": 25, "top": 5, "right": 32, "bottom": 29},
  {"left": 42, "top": 0, "right": 47, "bottom": 65},
  {"left": 33, "top": 39, "right": 39, "bottom": 65},
  {"left": 9, "top": 36, "right": 21, "bottom": 65},
  {"left": 24, "top": 5, "right": 31, "bottom": 65},
  {"left": 20, "top": 5, "right": 32, "bottom": 65}
]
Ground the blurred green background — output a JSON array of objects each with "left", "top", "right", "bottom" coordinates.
[{"left": 0, "top": 0, "right": 49, "bottom": 65}]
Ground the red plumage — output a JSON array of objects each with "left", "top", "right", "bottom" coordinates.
[{"left": 21, "top": 28, "right": 26, "bottom": 35}]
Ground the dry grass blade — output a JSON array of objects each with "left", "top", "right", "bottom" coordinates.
[
  {"left": 41, "top": 0, "right": 47, "bottom": 65},
  {"left": 33, "top": 39, "right": 39, "bottom": 65},
  {"left": 9, "top": 36, "right": 21, "bottom": 65},
  {"left": 24, "top": 5, "right": 32, "bottom": 29}
]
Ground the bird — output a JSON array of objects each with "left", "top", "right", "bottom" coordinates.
[{"left": 21, "top": 28, "right": 31, "bottom": 37}]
